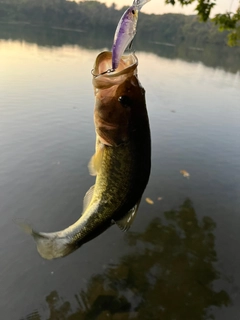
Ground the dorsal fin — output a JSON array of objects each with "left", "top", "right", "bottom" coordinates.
[
  {"left": 83, "top": 185, "right": 95, "bottom": 213},
  {"left": 113, "top": 200, "right": 141, "bottom": 232}
]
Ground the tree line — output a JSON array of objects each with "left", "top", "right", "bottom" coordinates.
[
  {"left": 165, "top": 0, "right": 240, "bottom": 46},
  {"left": 0, "top": 0, "right": 236, "bottom": 46}
]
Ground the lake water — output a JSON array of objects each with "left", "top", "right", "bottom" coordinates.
[{"left": 1, "top": 26, "right": 240, "bottom": 320}]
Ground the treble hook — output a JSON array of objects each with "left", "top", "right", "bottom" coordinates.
[{"left": 91, "top": 68, "right": 115, "bottom": 78}]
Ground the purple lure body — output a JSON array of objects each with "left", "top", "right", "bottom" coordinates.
[
  {"left": 111, "top": 5, "right": 138, "bottom": 71},
  {"left": 111, "top": 0, "right": 151, "bottom": 71}
]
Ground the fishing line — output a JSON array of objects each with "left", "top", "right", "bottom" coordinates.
[{"left": 229, "top": 0, "right": 236, "bottom": 12}]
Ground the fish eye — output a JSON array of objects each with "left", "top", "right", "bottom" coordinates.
[
  {"left": 118, "top": 95, "right": 132, "bottom": 108},
  {"left": 132, "top": 10, "right": 135, "bottom": 14}
]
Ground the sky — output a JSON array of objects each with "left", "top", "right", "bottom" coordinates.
[{"left": 96, "top": 0, "right": 239, "bottom": 16}]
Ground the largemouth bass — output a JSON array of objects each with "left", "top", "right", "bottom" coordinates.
[{"left": 21, "top": 51, "right": 151, "bottom": 260}]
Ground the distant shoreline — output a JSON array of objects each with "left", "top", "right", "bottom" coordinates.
[
  {"left": 0, "top": 21, "right": 86, "bottom": 33},
  {"left": 0, "top": 0, "right": 233, "bottom": 47}
]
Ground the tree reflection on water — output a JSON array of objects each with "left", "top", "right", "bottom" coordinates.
[
  {"left": 1, "top": 25, "right": 240, "bottom": 74},
  {"left": 23, "top": 199, "right": 231, "bottom": 320}
]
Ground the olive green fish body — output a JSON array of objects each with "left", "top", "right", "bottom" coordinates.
[{"left": 22, "top": 51, "right": 151, "bottom": 260}]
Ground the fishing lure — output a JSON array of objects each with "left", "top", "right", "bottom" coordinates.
[{"left": 111, "top": 0, "right": 151, "bottom": 71}]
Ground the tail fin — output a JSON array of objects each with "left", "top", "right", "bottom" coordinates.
[{"left": 16, "top": 219, "right": 74, "bottom": 260}]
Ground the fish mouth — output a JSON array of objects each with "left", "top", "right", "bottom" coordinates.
[{"left": 92, "top": 51, "right": 138, "bottom": 89}]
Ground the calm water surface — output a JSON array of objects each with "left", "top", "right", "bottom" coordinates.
[{"left": 0, "top": 28, "right": 240, "bottom": 319}]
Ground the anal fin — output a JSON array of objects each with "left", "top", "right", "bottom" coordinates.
[{"left": 113, "top": 199, "right": 141, "bottom": 232}]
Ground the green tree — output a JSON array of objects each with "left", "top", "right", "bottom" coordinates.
[{"left": 165, "top": 0, "right": 240, "bottom": 45}]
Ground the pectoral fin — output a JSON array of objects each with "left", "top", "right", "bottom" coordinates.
[
  {"left": 113, "top": 200, "right": 141, "bottom": 232},
  {"left": 88, "top": 143, "right": 104, "bottom": 176}
]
